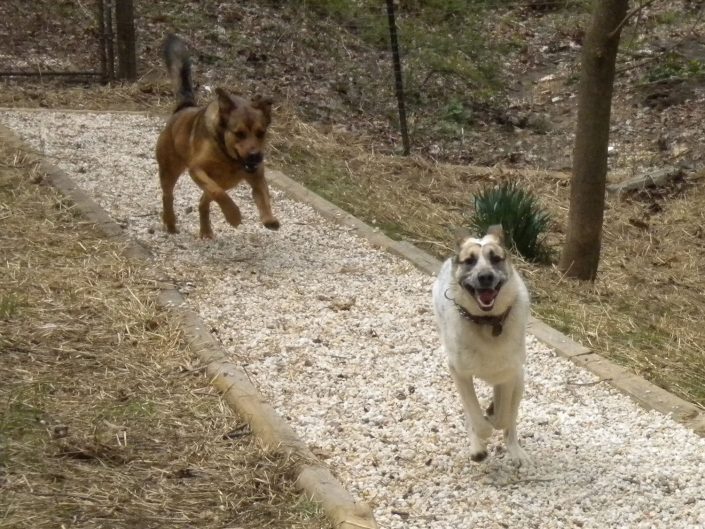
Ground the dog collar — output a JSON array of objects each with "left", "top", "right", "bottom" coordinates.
[
  {"left": 214, "top": 128, "right": 241, "bottom": 164},
  {"left": 445, "top": 289, "right": 511, "bottom": 337}
]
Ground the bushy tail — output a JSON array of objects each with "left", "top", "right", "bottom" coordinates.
[{"left": 163, "top": 34, "right": 196, "bottom": 112}]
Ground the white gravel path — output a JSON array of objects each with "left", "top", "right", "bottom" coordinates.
[{"left": 3, "top": 109, "right": 705, "bottom": 529}]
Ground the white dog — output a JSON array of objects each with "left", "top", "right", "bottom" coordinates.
[{"left": 432, "top": 225, "right": 530, "bottom": 465}]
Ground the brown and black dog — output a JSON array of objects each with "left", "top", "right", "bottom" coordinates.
[{"left": 156, "top": 34, "right": 279, "bottom": 239}]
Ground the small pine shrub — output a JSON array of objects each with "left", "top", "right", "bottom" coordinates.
[{"left": 470, "top": 182, "right": 552, "bottom": 263}]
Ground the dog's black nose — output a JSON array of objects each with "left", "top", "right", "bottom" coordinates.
[
  {"left": 477, "top": 272, "right": 495, "bottom": 288},
  {"left": 245, "top": 153, "right": 263, "bottom": 166}
]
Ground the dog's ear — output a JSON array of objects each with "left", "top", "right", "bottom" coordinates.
[
  {"left": 454, "top": 227, "right": 472, "bottom": 251},
  {"left": 215, "top": 88, "right": 237, "bottom": 117},
  {"left": 252, "top": 95, "right": 274, "bottom": 124},
  {"left": 486, "top": 224, "right": 505, "bottom": 244}
]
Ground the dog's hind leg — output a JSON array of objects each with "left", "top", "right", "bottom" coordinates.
[
  {"left": 198, "top": 191, "right": 215, "bottom": 239},
  {"left": 488, "top": 382, "right": 512, "bottom": 431},
  {"left": 157, "top": 162, "right": 182, "bottom": 234},
  {"left": 246, "top": 173, "right": 280, "bottom": 231},
  {"left": 449, "top": 365, "right": 494, "bottom": 462},
  {"left": 504, "top": 425, "right": 530, "bottom": 466}
]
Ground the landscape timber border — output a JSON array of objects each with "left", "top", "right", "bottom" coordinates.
[{"left": 0, "top": 123, "right": 378, "bottom": 529}]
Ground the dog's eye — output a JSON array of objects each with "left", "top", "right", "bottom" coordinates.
[
  {"left": 489, "top": 252, "right": 504, "bottom": 264},
  {"left": 255, "top": 130, "right": 265, "bottom": 139},
  {"left": 463, "top": 255, "right": 477, "bottom": 266},
  {"left": 235, "top": 130, "right": 247, "bottom": 140}
]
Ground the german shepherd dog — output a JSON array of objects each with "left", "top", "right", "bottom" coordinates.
[
  {"left": 432, "top": 225, "right": 531, "bottom": 465},
  {"left": 156, "top": 34, "right": 279, "bottom": 239}
]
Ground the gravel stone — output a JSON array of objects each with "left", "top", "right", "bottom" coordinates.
[{"left": 3, "top": 109, "right": 705, "bottom": 529}]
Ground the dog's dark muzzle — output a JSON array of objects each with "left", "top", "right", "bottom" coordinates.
[
  {"left": 461, "top": 274, "right": 503, "bottom": 312},
  {"left": 461, "top": 274, "right": 497, "bottom": 294},
  {"left": 476, "top": 272, "right": 496, "bottom": 289},
  {"left": 243, "top": 153, "right": 263, "bottom": 173}
]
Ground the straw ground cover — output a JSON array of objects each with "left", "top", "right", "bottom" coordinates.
[{"left": 0, "top": 139, "right": 327, "bottom": 528}]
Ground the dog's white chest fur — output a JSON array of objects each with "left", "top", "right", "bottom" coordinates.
[{"left": 432, "top": 258, "right": 529, "bottom": 385}]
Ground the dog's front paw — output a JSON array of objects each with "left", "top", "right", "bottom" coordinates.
[
  {"left": 467, "top": 418, "right": 492, "bottom": 463},
  {"left": 264, "top": 219, "right": 280, "bottom": 231},
  {"left": 469, "top": 433, "right": 489, "bottom": 463}
]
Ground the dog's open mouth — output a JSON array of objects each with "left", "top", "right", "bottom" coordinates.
[
  {"left": 475, "top": 288, "right": 499, "bottom": 311},
  {"left": 462, "top": 278, "right": 503, "bottom": 312}
]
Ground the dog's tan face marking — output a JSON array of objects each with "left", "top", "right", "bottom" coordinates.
[
  {"left": 454, "top": 228, "right": 512, "bottom": 312},
  {"left": 216, "top": 88, "right": 273, "bottom": 173},
  {"left": 457, "top": 241, "right": 506, "bottom": 266}
]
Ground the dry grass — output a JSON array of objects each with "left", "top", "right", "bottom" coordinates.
[
  {"left": 0, "top": 79, "right": 173, "bottom": 112},
  {"left": 0, "top": 140, "right": 327, "bottom": 528},
  {"left": 266, "top": 107, "right": 705, "bottom": 410}
]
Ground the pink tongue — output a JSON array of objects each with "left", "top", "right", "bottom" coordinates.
[{"left": 478, "top": 289, "right": 497, "bottom": 305}]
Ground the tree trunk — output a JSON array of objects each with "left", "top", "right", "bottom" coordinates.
[
  {"left": 115, "top": 0, "right": 137, "bottom": 81},
  {"left": 386, "top": 0, "right": 410, "bottom": 155},
  {"left": 558, "top": 0, "right": 629, "bottom": 280}
]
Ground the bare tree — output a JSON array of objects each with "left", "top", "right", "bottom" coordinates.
[
  {"left": 115, "top": 0, "right": 137, "bottom": 81},
  {"left": 558, "top": 0, "right": 630, "bottom": 280}
]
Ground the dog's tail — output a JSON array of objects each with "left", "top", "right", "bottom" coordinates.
[{"left": 163, "top": 34, "right": 196, "bottom": 113}]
